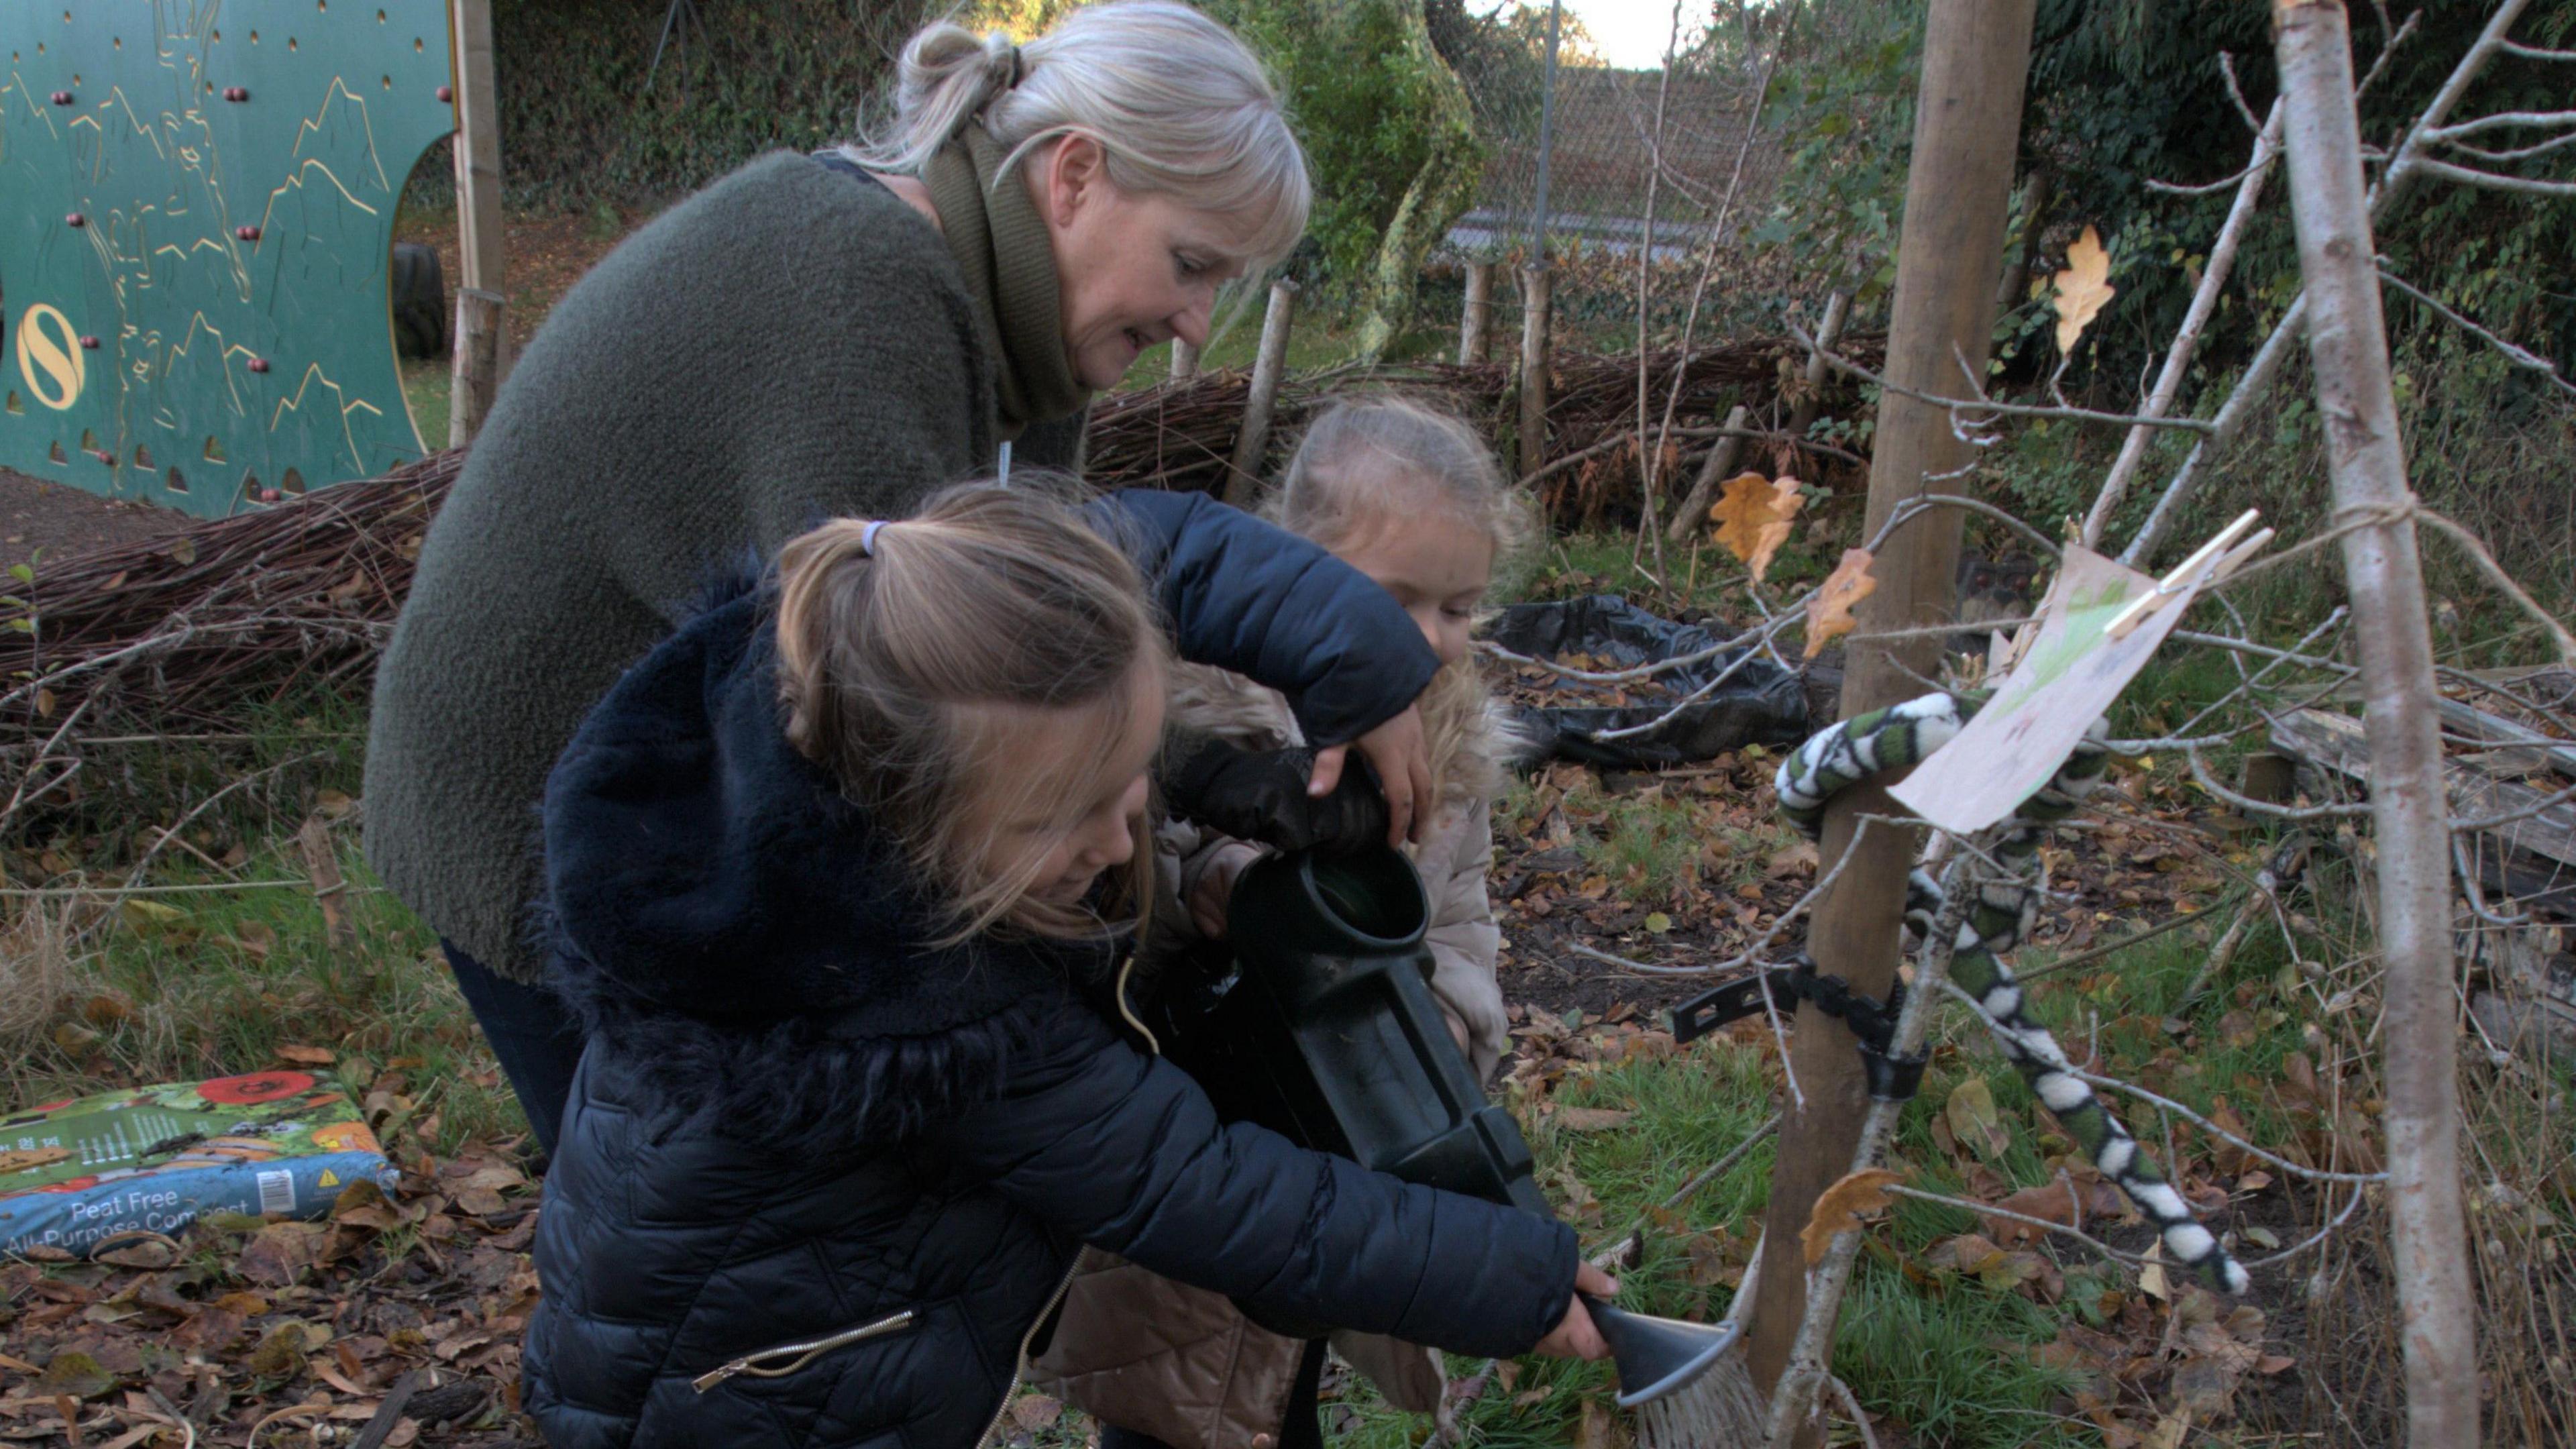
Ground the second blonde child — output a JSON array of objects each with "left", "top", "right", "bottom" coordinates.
[{"left": 1035, "top": 397, "right": 1532, "bottom": 1449}]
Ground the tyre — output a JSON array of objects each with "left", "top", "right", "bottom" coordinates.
[{"left": 391, "top": 241, "right": 448, "bottom": 359}]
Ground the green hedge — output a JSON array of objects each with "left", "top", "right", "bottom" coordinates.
[{"left": 468, "top": 0, "right": 936, "bottom": 209}]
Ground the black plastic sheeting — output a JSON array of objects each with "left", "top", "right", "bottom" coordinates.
[{"left": 1485, "top": 594, "right": 1809, "bottom": 769}]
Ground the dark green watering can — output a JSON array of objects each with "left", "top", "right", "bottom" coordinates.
[{"left": 1163, "top": 841, "right": 1735, "bottom": 1408}]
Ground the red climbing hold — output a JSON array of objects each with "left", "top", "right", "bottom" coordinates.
[
  {"left": 51, "top": 91, "right": 73, "bottom": 105},
  {"left": 78, "top": 336, "right": 100, "bottom": 350},
  {"left": 248, "top": 358, "right": 271, "bottom": 374},
  {"left": 224, "top": 86, "right": 250, "bottom": 102},
  {"left": 436, "top": 85, "right": 453, "bottom": 103},
  {"left": 66, "top": 213, "right": 85, "bottom": 227},
  {"left": 258, "top": 488, "right": 283, "bottom": 503},
  {"left": 236, "top": 224, "right": 262, "bottom": 241}
]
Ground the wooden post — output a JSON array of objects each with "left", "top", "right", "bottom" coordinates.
[
  {"left": 1785, "top": 289, "right": 1853, "bottom": 442},
  {"left": 2272, "top": 3, "right": 2475, "bottom": 1442},
  {"left": 297, "top": 818, "right": 354, "bottom": 957},
  {"left": 448, "top": 288, "right": 505, "bottom": 449},
  {"left": 1171, "top": 339, "right": 1201, "bottom": 383},
  {"left": 1743, "top": 0, "right": 2037, "bottom": 1440},
  {"left": 1458, "top": 262, "right": 1495, "bottom": 365},
  {"left": 1222, "top": 278, "right": 1298, "bottom": 506},
  {"left": 1665, "top": 402, "right": 1752, "bottom": 544},
  {"left": 1516, "top": 263, "right": 1552, "bottom": 482},
  {"left": 449, "top": 0, "right": 509, "bottom": 435}
]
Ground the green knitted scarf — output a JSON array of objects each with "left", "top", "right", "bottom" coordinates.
[{"left": 922, "top": 124, "right": 1089, "bottom": 439}]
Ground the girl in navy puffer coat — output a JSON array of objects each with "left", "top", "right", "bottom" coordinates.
[{"left": 521, "top": 482, "right": 1613, "bottom": 1449}]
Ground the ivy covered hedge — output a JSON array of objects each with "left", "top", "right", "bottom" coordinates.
[{"left": 473, "top": 0, "right": 935, "bottom": 209}]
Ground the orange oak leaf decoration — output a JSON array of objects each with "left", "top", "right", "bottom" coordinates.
[
  {"left": 1709, "top": 473, "right": 1805, "bottom": 582},
  {"left": 1803, "top": 547, "right": 1878, "bottom": 659},
  {"left": 1802, "top": 1167, "right": 1905, "bottom": 1265},
  {"left": 2053, "top": 225, "right": 2116, "bottom": 355}
]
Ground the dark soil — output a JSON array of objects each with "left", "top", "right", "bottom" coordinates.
[{"left": 0, "top": 467, "right": 191, "bottom": 574}]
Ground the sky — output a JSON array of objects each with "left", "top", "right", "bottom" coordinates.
[{"left": 1552, "top": 0, "right": 1695, "bottom": 71}]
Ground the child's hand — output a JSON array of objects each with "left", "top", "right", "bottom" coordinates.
[
  {"left": 1187, "top": 841, "right": 1267, "bottom": 936},
  {"left": 1309, "top": 705, "right": 1432, "bottom": 847},
  {"left": 1532, "top": 1263, "right": 1619, "bottom": 1360}
]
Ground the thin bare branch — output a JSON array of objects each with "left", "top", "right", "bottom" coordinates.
[
  {"left": 2067, "top": 1053, "right": 2390, "bottom": 1182},
  {"left": 2237, "top": 1183, "right": 2372, "bottom": 1268},
  {"left": 2355, "top": 9, "right": 2425, "bottom": 98},
  {"left": 1592, "top": 1114, "right": 1783, "bottom": 1269},
  {"left": 2379, "top": 268, "right": 2576, "bottom": 401},
  {"left": 1790, "top": 320, "right": 2218, "bottom": 434},
  {"left": 1882, "top": 1183, "right": 2148, "bottom": 1267},
  {"left": 2412, "top": 156, "right": 2576, "bottom": 194},
  {"left": 2443, "top": 127, "right": 2576, "bottom": 162},
  {"left": 2085, "top": 101, "right": 2286, "bottom": 545},
  {"left": 2425, "top": 107, "right": 2576, "bottom": 139},
  {"left": 2220, "top": 50, "right": 2267, "bottom": 134},
  {"left": 2410, "top": 507, "right": 2576, "bottom": 667},
  {"left": 2123, "top": 0, "right": 2540, "bottom": 566},
  {"left": 2451, "top": 775, "right": 2576, "bottom": 834}
]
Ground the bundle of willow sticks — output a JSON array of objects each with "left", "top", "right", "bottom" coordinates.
[{"left": 0, "top": 339, "right": 1873, "bottom": 741}]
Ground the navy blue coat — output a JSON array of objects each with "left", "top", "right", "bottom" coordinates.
[{"left": 521, "top": 491, "right": 1580, "bottom": 1449}]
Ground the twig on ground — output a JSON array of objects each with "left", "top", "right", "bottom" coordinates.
[
  {"left": 1592, "top": 1114, "right": 1784, "bottom": 1270},
  {"left": 2187, "top": 745, "right": 2373, "bottom": 820},
  {"left": 1827, "top": 1375, "right": 1884, "bottom": 1449}
]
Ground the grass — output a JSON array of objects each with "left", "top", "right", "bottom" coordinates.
[
  {"left": 0, "top": 696, "right": 517, "bottom": 1156},
  {"left": 400, "top": 357, "right": 451, "bottom": 453},
  {"left": 1576, "top": 795, "right": 1705, "bottom": 904}
]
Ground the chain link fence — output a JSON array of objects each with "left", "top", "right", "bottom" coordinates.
[{"left": 1429, "top": 6, "right": 1790, "bottom": 352}]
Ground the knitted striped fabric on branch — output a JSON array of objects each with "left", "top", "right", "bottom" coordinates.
[{"left": 1774, "top": 693, "right": 2251, "bottom": 1294}]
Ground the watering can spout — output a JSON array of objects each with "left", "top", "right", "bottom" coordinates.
[{"left": 1580, "top": 1293, "right": 1740, "bottom": 1407}]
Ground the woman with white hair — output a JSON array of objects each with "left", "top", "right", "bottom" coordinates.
[{"left": 364, "top": 1, "right": 1432, "bottom": 1156}]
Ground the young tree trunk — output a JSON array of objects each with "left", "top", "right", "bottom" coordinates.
[
  {"left": 449, "top": 0, "right": 509, "bottom": 389},
  {"left": 1224, "top": 280, "right": 1300, "bottom": 506},
  {"left": 1741, "top": 3, "right": 2037, "bottom": 1441},
  {"left": 2271, "top": 3, "right": 2477, "bottom": 1442},
  {"left": 1666, "top": 402, "right": 1752, "bottom": 545},
  {"left": 1785, "top": 289, "right": 1853, "bottom": 443},
  {"left": 1458, "top": 262, "right": 1495, "bottom": 366},
  {"left": 1517, "top": 264, "right": 1553, "bottom": 483}
]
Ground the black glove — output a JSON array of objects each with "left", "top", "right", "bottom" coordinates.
[{"left": 1159, "top": 733, "right": 1389, "bottom": 855}]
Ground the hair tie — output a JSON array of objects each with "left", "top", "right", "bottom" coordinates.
[
  {"left": 987, "top": 34, "right": 1025, "bottom": 92},
  {"left": 859, "top": 519, "right": 888, "bottom": 557}
]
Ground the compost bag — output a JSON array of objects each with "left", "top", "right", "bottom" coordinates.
[
  {"left": 0, "top": 1073, "right": 395, "bottom": 1258},
  {"left": 1485, "top": 594, "right": 1808, "bottom": 768}
]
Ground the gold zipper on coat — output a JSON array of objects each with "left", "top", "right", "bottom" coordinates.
[{"left": 690, "top": 1309, "right": 918, "bottom": 1393}]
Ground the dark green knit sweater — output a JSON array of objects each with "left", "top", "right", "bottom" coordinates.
[{"left": 364, "top": 150, "right": 1087, "bottom": 981}]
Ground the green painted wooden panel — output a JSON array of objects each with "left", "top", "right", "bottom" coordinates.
[{"left": 1, "top": 1, "right": 456, "bottom": 518}]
